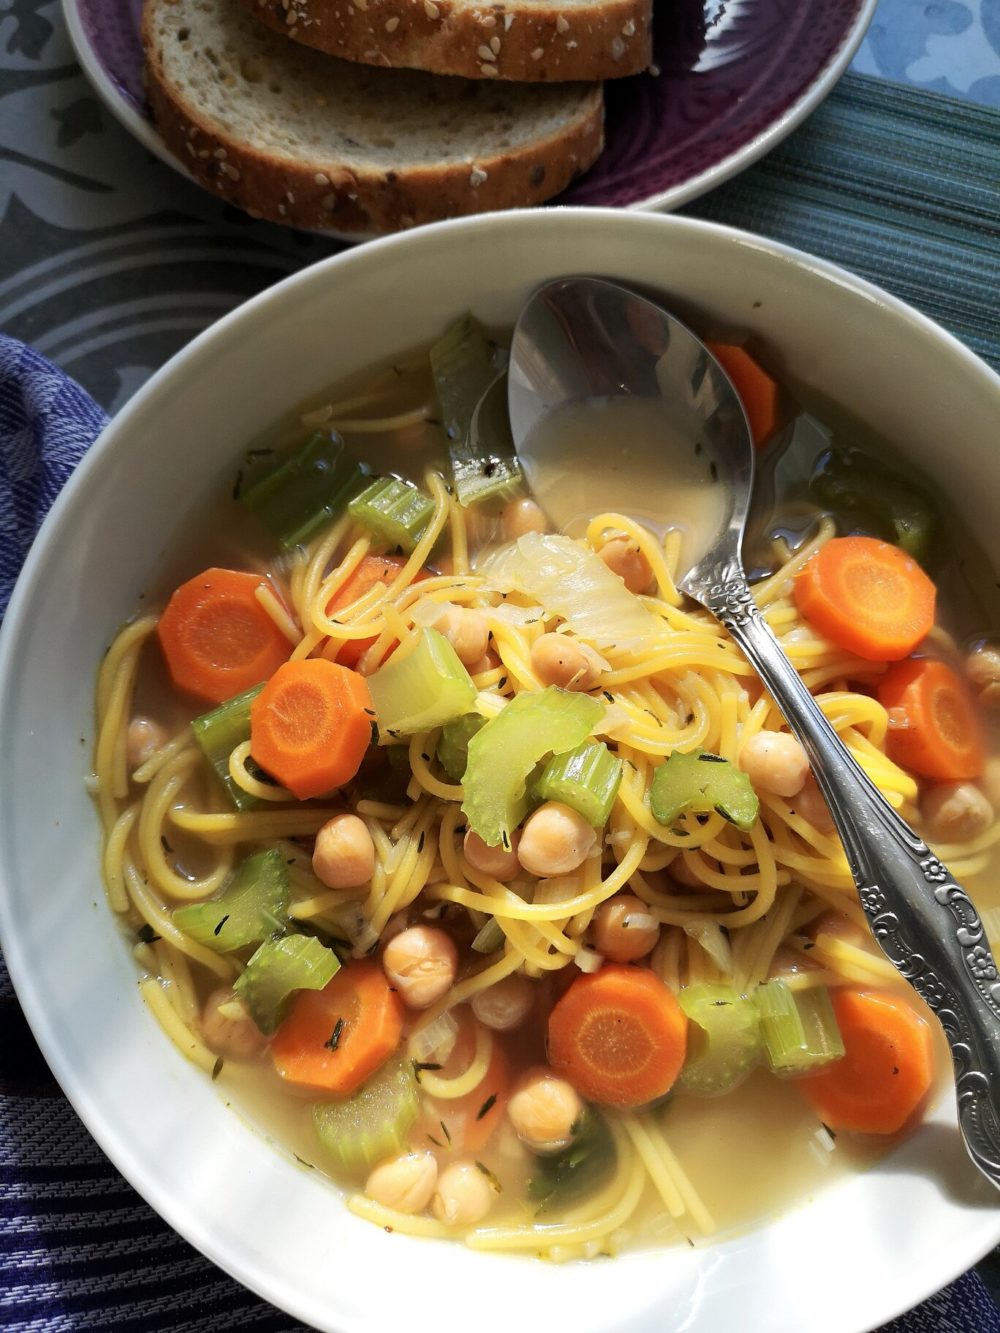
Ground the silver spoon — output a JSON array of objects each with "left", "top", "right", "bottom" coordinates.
[{"left": 508, "top": 274, "right": 1000, "bottom": 1190}]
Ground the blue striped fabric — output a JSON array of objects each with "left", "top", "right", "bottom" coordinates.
[{"left": 3, "top": 71, "right": 1000, "bottom": 1333}]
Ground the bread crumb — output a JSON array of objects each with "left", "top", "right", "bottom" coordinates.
[
  {"left": 555, "top": 14, "right": 569, "bottom": 32},
  {"left": 469, "top": 167, "right": 488, "bottom": 187}
]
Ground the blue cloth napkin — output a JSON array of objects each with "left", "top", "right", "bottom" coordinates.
[{"left": 1, "top": 332, "right": 998, "bottom": 1332}]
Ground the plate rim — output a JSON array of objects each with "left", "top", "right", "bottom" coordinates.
[{"left": 60, "top": 0, "right": 878, "bottom": 223}]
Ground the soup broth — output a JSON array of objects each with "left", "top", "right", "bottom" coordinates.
[{"left": 93, "top": 317, "right": 1000, "bottom": 1261}]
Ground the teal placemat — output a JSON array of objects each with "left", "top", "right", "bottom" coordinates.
[{"left": 686, "top": 72, "right": 1000, "bottom": 373}]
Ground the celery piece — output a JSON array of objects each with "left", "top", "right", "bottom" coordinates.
[
  {"left": 650, "top": 748, "right": 759, "bottom": 832},
  {"left": 676, "top": 984, "right": 762, "bottom": 1097},
  {"left": 471, "top": 917, "right": 505, "bottom": 954},
  {"left": 234, "top": 934, "right": 340, "bottom": 1035},
  {"left": 367, "top": 627, "right": 477, "bottom": 737},
  {"left": 191, "top": 684, "right": 264, "bottom": 811},
  {"left": 313, "top": 1056, "right": 420, "bottom": 1178},
  {"left": 430, "top": 315, "right": 521, "bottom": 508},
  {"left": 437, "top": 713, "right": 485, "bottom": 782},
  {"left": 240, "top": 432, "right": 368, "bottom": 550},
  {"left": 529, "top": 1108, "right": 616, "bottom": 1210},
  {"left": 462, "top": 686, "right": 603, "bottom": 847},
  {"left": 755, "top": 980, "right": 845, "bottom": 1077},
  {"left": 348, "top": 476, "right": 435, "bottom": 552},
  {"left": 534, "top": 740, "right": 622, "bottom": 827},
  {"left": 809, "top": 446, "right": 938, "bottom": 566},
  {"left": 173, "top": 849, "right": 289, "bottom": 953}
]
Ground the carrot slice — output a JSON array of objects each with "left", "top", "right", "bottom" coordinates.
[
  {"left": 271, "top": 961, "right": 404, "bottom": 1095},
  {"left": 547, "top": 965, "right": 687, "bottom": 1107},
  {"left": 323, "top": 554, "right": 427, "bottom": 668},
  {"left": 796, "top": 988, "right": 934, "bottom": 1134},
  {"left": 794, "top": 535, "right": 936, "bottom": 662},
  {"left": 250, "top": 658, "right": 374, "bottom": 799},
  {"left": 707, "top": 342, "right": 780, "bottom": 449},
  {"left": 156, "top": 567, "right": 292, "bottom": 704},
  {"left": 418, "top": 1010, "right": 511, "bottom": 1153},
  {"left": 878, "top": 657, "right": 985, "bottom": 781}
]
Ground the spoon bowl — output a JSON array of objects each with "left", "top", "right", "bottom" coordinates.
[{"left": 509, "top": 273, "right": 1000, "bottom": 1193}]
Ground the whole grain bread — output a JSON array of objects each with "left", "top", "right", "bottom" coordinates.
[
  {"left": 143, "top": 0, "right": 604, "bottom": 233},
  {"left": 237, "top": 0, "right": 652, "bottom": 82}
]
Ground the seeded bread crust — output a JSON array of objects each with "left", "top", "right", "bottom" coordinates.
[
  {"left": 239, "top": 0, "right": 652, "bottom": 82},
  {"left": 142, "top": 0, "right": 604, "bottom": 233}
]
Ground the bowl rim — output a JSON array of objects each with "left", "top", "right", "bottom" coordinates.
[{"left": 2, "top": 206, "right": 1000, "bottom": 1332}]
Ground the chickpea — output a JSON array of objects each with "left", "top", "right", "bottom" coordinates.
[
  {"left": 793, "top": 775, "right": 835, "bottom": 833},
  {"left": 365, "top": 1152, "right": 438, "bottom": 1214},
  {"left": 502, "top": 497, "right": 548, "bottom": 541},
  {"left": 312, "top": 813, "right": 375, "bottom": 889},
  {"left": 922, "top": 782, "right": 994, "bottom": 844},
  {"left": 591, "top": 894, "right": 660, "bottom": 963},
  {"left": 200, "top": 987, "right": 266, "bottom": 1059},
  {"left": 598, "top": 536, "right": 654, "bottom": 595},
  {"left": 471, "top": 974, "right": 534, "bottom": 1031},
  {"left": 382, "top": 925, "right": 458, "bottom": 1009},
  {"left": 982, "top": 757, "right": 1000, "bottom": 810},
  {"left": 740, "top": 730, "right": 810, "bottom": 798},
  {"left": 530, "top": 634, "right": 600, "bottom": 691},
  {"left": 468, "top": 648, "right": 502, "bottom": 677},
  {"left": 518, "top": 802, "right": 597, "bottom": 877},
  {"left": 966, "top": 643, "right": 1000, "bottom": 710},
  {"left": 126, "top": 715, "right": 167, "bottom": 769},
  {"left": 432, "top": 1160, "right": 496, "bottom": 1226},
  {"left": 508, "top": 1068, "right": 582, "bottom": 1154},
  {"left": 436, "top": 606, "right": 490, "bottom": 667},
  {"left": 464, "top": 828, "right": 521, "bottom": 881}
]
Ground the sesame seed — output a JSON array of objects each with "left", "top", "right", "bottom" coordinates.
[
  {"left": 566, "top": 38, "right": 577, "bottom": 47},
  {"left": 489, "top": 35, "right": 500, "bottom": 53},
  {"left": 185, "top": 141, "right": 196, "bottom": 156},
  {"left": 278, "top": 203, "right": 287, "bottom": 215},
  {"left": 478, "top": 43, "right": 495, "bottom": 60},
  {"left": 323, "top": 193, "right": 337, "bottom": 210},
  {"left": 354, "top": 0, "right": 366, "bottom": 9},
  {"left": 424, "top": 0, "right": 439, "bottom": 16},
  {"left": 286, "top": 189, "right": 296, "bottom": 202},
  {"left": 479, "top": 61, "right": 499, "bottom": 75},
  {"left": 647, "top": 62, "right": 661, "bottom": 76},
  {"left": 530, "top": 46, "right": 543, "bottom": 59},
  {"left": 285, "top": 8, "right": 297, "bottom": 22},
  {"left": 385, "top": 15, "right": 399, "bottom": 30},
  {"left": 622, "top": 18, "right": 635, "bottom": 35},
  {"left": 314, "top": 171, "right": 330, "bottom": 185},
  {"left": 556, "top": 14, "right": 569, "bottom": 32},
  {"left": 469, "top": 167, "right": 488, "bottom": 187},
  {"left": 198, "top": 149, "right": 210, "bottom": 159},
  {"left": 610, "top": 35, "right": 625, "bottom": 58},
  {"left": 247, "top": 207, "right": 263, "bottom": 219}
]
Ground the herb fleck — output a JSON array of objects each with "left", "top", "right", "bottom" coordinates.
[
  {"left": 213, "top": 914, "right": 230, "bottom": 937},
  {"left": 211, "top": 1056, "right": 224, "bottom": 1081},
  {"left": 476, "top": 1092, "right": 497, "bottom": 1121},
  {"left": 324, "top": 1017, "right": 346, "bottom": 1051}
]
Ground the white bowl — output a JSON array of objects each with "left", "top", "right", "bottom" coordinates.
[{"left": 1, "top": 208, "right": 998, "bottom": 1333}]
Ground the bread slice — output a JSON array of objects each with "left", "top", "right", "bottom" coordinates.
[
  {"left": 237, "top": 0, "right": 652, "bottom": 82},
  {"left": 143, "top": 0, "right": 605, "bottom": 233}
]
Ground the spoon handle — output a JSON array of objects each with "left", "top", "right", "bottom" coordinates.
[{"left": 701, "top": 573, "right": 1000, "bottom": 1189}]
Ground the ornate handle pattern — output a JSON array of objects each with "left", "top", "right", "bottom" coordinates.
[{"left": 697, "top": 573, "right": 1000, "bottom": 1188}]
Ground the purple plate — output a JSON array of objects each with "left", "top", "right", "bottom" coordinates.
[{"left": 64, "top": 0, "right": 874, "bottom": 217}]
